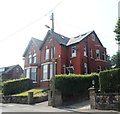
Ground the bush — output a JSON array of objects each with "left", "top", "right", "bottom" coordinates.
[
  {"left": 2, "top": 78, "right": 33, "bottom": 95},
  {"left": 99, "top": 68, "right": 120, "bottom": 93},
  {"left": 55, "top": 73, "right": 99, "bottom": 100}
]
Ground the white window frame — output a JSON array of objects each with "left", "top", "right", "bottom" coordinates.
[
  {"left": 45, "top": 48, "right": 49, "bottom": 60},
  {"left": 29, "top": 54, "right": 32, "bottom": 64},
  {"left": 90, "top": 48, "right": 93, "bottom": 58},
  {"left": 26, "top": 68, "right": 30, "bottom": 79},
  {"left": 91, "top": 33, "right": 95, "bottom": 41},
  {"left": 97, "top": 65, "right": 101, "bottom": 73},
  {"left": 71, "top": 46, "right": 76, "bottom": 57},
  {"left": 102, "top": 51, "right": 106, "bottom": 61},
  {"left": 50, "top": 64, "right": 53, "bottom": 79},
  {"left": 33, "top": 51, "right": 37, "bottom": 63},
  {"left": 43, "top": 64, "right": 48, "bottom": 80},
  {"left": 84, "top": 45, "right": 87, "bottom": 56},
  {"left": 31, "top": 68, "right": 37, "bottom": 81},
  {"left": 96, "top": 49, "right": 100, "bottom": 59},
  {"left": 84, "top": 63, "right": 88, "bottom": 74}
]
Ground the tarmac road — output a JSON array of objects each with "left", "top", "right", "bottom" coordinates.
[{"left": 0, "top": 101, "right": 120, "bottom": 114}]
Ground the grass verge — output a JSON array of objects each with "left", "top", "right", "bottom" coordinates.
[{"left": 12, "top": 87, "right": 48, "bottom": 97}]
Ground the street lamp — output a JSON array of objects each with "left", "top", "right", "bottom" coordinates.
[{"left": 45, "top": 13, "right": 55, "bottom": 107}]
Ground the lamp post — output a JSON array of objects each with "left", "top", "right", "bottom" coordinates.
[{"left": 46, "top": 13, "right": 55, "bottom": 107}]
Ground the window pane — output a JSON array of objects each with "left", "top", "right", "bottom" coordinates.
[
  {"left": 45, "top": 49, "right": 49, "bottom": 60},
  {"left": 26, "top": 69, "right": 30, "bottom": 78},
  {"left": 71, "top": 46, "right": 76, "bottom": 57},
  {"left": 43, "top": 65, "right": 48, "bottom": 80},
  {"left": 31, "top": 68, "right": 36, "bottom": 81},
  {"left": 50, "top": 64, "right": 53, "bottom": 79},
  {"left": 84, "top": 46, "right": 87, "bottom": 56}
]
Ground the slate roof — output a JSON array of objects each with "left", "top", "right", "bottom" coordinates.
[
  {"left": 23, "top": 37, "right": 43, "bottom": 57},
  {"left": 53, "top": 31, "right": 70, "bottom": 46},
  {"left": 0, "top": 64, "right": 21, "bottom": 74},
  {"left": 66, "top": 31, "right": 93, "bottom": 46}
]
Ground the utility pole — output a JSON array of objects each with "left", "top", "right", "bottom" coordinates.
[{"left": 50, "top": 13, "right": 55, "bottom": 107}]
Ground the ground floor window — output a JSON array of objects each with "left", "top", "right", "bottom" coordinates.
[
  {"left": 43, "top": 64, "right": 48, "bottom": 80},
  {"left": 31, "top": 68, "right": 37, "bottom": 81},
  {"left": 97, "top": 65, "right": 101, "bottom": 73},
  {"left": 84, "top": 63, "right": 88, "bottom": 74},
  {"left": 26, "top": 69, "right": 30, "bottom": 78},
  {"left": 50, "top": 64, "right": 53, "bottom": 79}
]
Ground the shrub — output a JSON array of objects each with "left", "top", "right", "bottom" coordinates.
[
  {"left": 55, "top": 73, "right": 99, "bottom": 100},
  {"left": 2, "top": 78, "right": 33, "bottom": 95},
  {"left": 99, "top": 68, "right": 120, "bottom": 93}
]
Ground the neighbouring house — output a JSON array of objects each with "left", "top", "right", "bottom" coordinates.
[
  {"left": 0, "top": 64, "right": 23, "bottom": 81},
  {"left": 23, "top": 30, "right": 108, "bottom": 87},
  {"left": 23, "top": 37, "right": 43, "bottom": 86}
]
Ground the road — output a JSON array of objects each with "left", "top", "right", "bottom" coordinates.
[{"left": 0, "top": 101, "right": 120, "bottom": 114}]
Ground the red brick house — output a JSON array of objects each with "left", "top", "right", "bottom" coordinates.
[
  {"left": 23, "top": 30, "right": 108, "bottom": 87},
  {"left": 23, "top": 37, "right": 43, "bottom": 86}
]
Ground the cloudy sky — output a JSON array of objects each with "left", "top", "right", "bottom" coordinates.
[{"left": 0, "top": 0, "right": 119, "bottom": 68}]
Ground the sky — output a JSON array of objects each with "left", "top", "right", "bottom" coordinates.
[{"left": 0, "top": 0, "right": 119, "bottom": 68}]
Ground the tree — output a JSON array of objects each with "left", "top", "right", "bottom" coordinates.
[
  {"left": 114, "top": 18, "right": 120, "bottom": 44},
  {"left": 111, "top": 51, "right": 120, "bottom": 68}
]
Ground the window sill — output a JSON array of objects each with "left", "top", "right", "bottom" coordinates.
[
  {"left": 71, "top": 56, "right": 76, "bottom": 58},
  {"left": 40, "top": 79, "right": 50, "bottom": 82}
]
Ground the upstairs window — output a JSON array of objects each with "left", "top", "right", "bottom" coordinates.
[
  {"left": 102, "top": 51, "right": 106, "bottom": 61},
  {"left": 71, "top": 46, "right": 76, "bottom": 57},
  {"left": 96, "top": 49, "right": 100, "bottom": 59},
  {"left": 45, "top": 48, "right": 49, "bottom": 60},
  {"left": 33, "top": 50, "right": 37, "bottom": 63},
  {"left": 51, "top": 47, "right": 55, "bottom": 59},
  {"left": 29, "top": 54, "right": 32, "bottom": 64},
  {"left": 90, "top": 48, "right": 93, "bottom": 58},
  {"left": 84, "top": 45, "right": 87, "bottom": 56}
]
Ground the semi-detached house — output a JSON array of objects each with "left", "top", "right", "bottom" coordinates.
[{"left": 23, "top": 30, "right": 108, "bottom": 87}]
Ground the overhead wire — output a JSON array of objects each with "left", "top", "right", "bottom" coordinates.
[{"left": 0, "top": 0, "right": 64, "bottom": 42}]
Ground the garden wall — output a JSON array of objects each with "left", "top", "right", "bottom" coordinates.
[{"left": 0, "top": 95, "right": 48, "bottom": 104}]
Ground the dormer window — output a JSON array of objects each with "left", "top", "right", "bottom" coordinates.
[{"left": 71, "top": 46, "right": 76, "bottom": 57}]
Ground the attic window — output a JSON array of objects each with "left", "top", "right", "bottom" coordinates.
[{"left": 91, "top": 33, "right": 95, "bottom": 41}]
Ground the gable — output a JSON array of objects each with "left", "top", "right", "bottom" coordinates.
[
  {"left": 40, "top": 30, "right": 70, "bottom": 50},
  {"left": 23, "top": 37, "right": 43, "bottom": 57}
]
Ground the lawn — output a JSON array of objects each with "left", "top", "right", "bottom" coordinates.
[{"left": 12, "top": 87, "right": 48, "bottom": 97}]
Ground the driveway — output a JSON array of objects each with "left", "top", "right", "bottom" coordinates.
[{"left": 0, "top": 100, "right": 120, "bottom": 114}]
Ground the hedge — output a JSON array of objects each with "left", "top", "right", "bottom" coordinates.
[
  {"left": 2, "top": 78, "right": 33, "bottom": 95},
  {"left": 99, "top": 68, "right": 120, "bottom": 93},
  {"left": 55, "top": 73, "right": 99, "bottom": 100}
]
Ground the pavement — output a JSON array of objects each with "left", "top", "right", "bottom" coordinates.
[{"left": 0, "top": 100, "right": 120, "bottom": 114}]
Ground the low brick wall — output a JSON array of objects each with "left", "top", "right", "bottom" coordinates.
[
  {"left": 0, "top": 95, "right": 48, "bottom": 104},
  {"left": 95, "top": 93, "right": 120, "bottom": 111},
  {"left": 88, "top": 87, "right": 120, "bottom": 111}
]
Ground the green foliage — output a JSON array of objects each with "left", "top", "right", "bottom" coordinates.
[
  {"left": 111, "top": 51, "right": 120, "bottom": 68},
  {"left": 2, "top": 78, "right": 33, "bottom": 95},
  {"left": 114, "top": 18, "right": 120, "bottom": 44},
  {"left": 99, "top": 68, "right": 120, "bottom": 93},
  {"left": 55, "top": 73, "right": 99, "bottom": 99}
]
